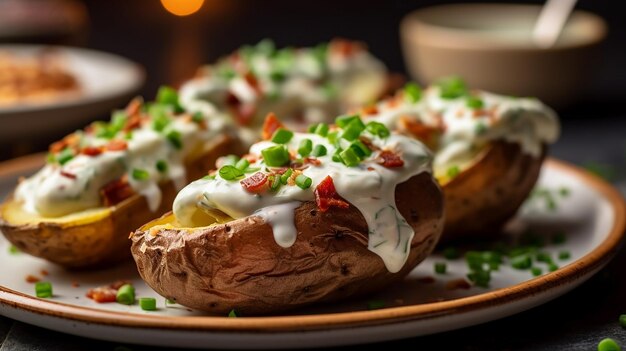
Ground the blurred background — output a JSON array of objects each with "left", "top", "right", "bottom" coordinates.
[{"left": 0, "top": 0, "right": 624, "bottom": 170}]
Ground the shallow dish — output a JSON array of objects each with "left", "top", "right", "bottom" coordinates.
[
  {"left": 0, "top": 45, "right": 144, "bottom": 141},
  {"left": 0, "top": 156, "right": 624, "bottom": 349}
]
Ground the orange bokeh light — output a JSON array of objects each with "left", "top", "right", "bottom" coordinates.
[{"left": 160, "top": 0, "right": 204, "bottom": 16}]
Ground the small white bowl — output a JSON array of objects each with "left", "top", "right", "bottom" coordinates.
[{"left": 400, "top": 3, "right": 607, "bottom": 107}]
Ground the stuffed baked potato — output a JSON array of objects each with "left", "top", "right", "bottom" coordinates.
[
  {"left": 131, "top": 114, "right": 444, "bottom": 314},
  {"left": 0, "top": 89, "right": 243, "bottom": 268},
  {"left": 360, "top": 77, "right": 559, "bottom": 242}
]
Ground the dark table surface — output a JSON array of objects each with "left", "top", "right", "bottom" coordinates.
[{"left": 2, "top": 1, "right": 626, "bottom": 349}]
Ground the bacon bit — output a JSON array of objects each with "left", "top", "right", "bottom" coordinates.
[
  {"left": 81, "top": 146, "right": 103, "bottom": 157},
  {"left": 361, "top": 105, "right": 379, "bottom": 116},
  {"left": 25, "top": 275, "right": 40, "bottom": 283},
  {"left": 399, "top": 116, "right": 442, "bottom": 150},
  {"left": 125, "top": 97, "right": 143, "bottom": 117},
  {"left": 86, "top": 280, "right": 132, "bottom": 303},
  {"left": 329, "top": 38, "right": 363, "bottom": 57},
  {"left": 303, "top": 157, "right": 321, "bottom": 166},
  {"left": 377, "top": 150, "right": 404, "bottom": 168},
  {"left": 100, "top": 176, "right": 134, "bottom": 207},
  {"left": 105, "top": 139, "right": 128, "bottom": 151},
  {"left": 244, "top": 72, "right": 262, "bottom": 95},
  {"left": 367, "top": 167, "right": 375, "bottom": 171},
  {"left": 314, "top": 176, "right": 350, "bottom": 212},
  {"left": 60, "top": 170, "right": 77, "bottom": 179},
  {"left": 40, "top": 269, "right": 49, "bottom": 276},
  {"left": 240, "top": 172, "right": 269, "bottom": 194},
  {"left": 49, "top": 133, "right": 80, "bottom": 153},
  {"left": 417, "top": 276, "right": 436, "bottom": 284},
  {"left": 123, "top": 114, "right": 143, "bottom": 131},
  {"left": 286, "top": 169, "right": 302, "bottom": 186},
  {"left": 242, "top": 153, "right": 258, "bottom": 163},
  {"left": 72, "top": 282, "right": 80, "bottom": 288},
  {"left": 446, "top": 279, "right": 472, "bottom": 291},
  {"left": 262, "top": 112, "right": 284, "bottom": 140},
  {"left": 385, "top": 96, "right": 401, "bottom": 108},
  {"left": 86, "top": 286, "right": 117, "bottom": 303},
  {"left": 225, "top": 91, "right": 240, "bottom": 107}
]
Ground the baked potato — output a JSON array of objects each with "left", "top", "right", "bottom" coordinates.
[
  {"left": 361, "top": 77, "right": 559, "bottom": 242},
  {"left": 179, "top": 38, "right": 401, "bottom": 144},
  {"left": 0, "top": 89, "right": 244, "bottom": 268},
  {"left": 131, "top": 114, "right": 444, "bottom": 314}
]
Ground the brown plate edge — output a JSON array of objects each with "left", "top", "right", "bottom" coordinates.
[{"left": 0, "top": 157, "right": 624, "bottom": 333}]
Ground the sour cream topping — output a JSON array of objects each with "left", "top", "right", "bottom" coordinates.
[
  {"left": 15, "top": 104, "right": 229, "bottom": 217},
  {"left": 367, "top": 85, "right": 560, "bottom": 176},
  {"left": 173, "top": 130, "right": 432, "bottom": 273}
]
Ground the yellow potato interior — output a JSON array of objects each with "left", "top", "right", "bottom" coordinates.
[{"left": 1, "top": 199, "right": 110, "bottom": 227}]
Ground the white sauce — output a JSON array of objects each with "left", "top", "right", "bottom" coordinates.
[
  {"left": 368, "top": 87, "right": 560, "bottom": 175},
  {"left": 15, "top": 110, "right": 229, "bottom": 217},
  {"left": 173, "top": 131, "right": 432, "bottom": 273}
]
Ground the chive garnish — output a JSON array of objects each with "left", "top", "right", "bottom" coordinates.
[
  {"left": 261, "top": 145, "right": 290, "bottom": 167},
  {"left": 35, "top": 282, "right": 52, "bottom": 298},
  {"left": 219, "top": 165, "right": 244, "bottom": 181},
  {"left": 116, "top": 284, "right": 135, "bottom": 305},
  {"left": 156, "top": 160, "right": 168, "bottom": 173},
  {"left": 434, "top": 262, "right": 447, "bottom": 274},
  {"left": 132, "top": 168, "right": 150, "bottom": 181},
  {"left": 139, "top": 297, "right": 157, "bottom": 311},
  {"left": 295, "top": 174, "right": 312, "bottom": 189},
  {"left": 271, "top": 128, "right": 294, "bottom": 144}
]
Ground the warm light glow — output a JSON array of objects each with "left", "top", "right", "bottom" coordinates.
[{"left": 160, "top": 0, "right": 204, "bottom": 16}]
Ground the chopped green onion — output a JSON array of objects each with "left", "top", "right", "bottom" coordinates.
[
  {"left": 327, "top": 131, "right": 339, "bottom": 145},
  {"left": 192, "top": 112, "right": 204, "bottom": 123},
  {"left": 116, "top": 284, "right": 135, "bottom": 305},
  {"left": 531, "top": 267, "right": 543, "bottom": 277},
  {"left": 558, "top": 251, "right": 571, "bottom": 260},
  {"left": 552, "top": 231, "right": 567, "bottom": 244},
  {"left": 339, "top": 147, "right": 361, "bottom": 167},
  {"left": 280, "top": 169, "right": 293, "bottom": 184},
  {"left": 269, "top": 71, "right": 286, "bottom": 82},
  {"left": 139, "top": 297, "right": 157, "bottom": 311},
  {"left": 511, "top": 255, "right": 532, "bottom": 270},
  {"left": 434, "top": 262, "right": 447, "bottom": 274},
  {"left": 331, "top": 148, "right": 342, "bottom": 162},
  {"left": 298, "top": 139, "right": 313, "bottom": 157},
  {"left": 235, "top": 158, "right": 250, "bottom": 171},
  {"left": 165, "top": 298, "right": 176, "bottom": 305},
  {"left": 166, "top": 130, "right": 182, "bottom": 149},
  {"left": 228, "top": 309, "right": 238, "bottom": 317},
  {"left": 466, "top": 96, "right": 484, "bottom": 109},
  {"left": 314, "top": 123, "right": 329, "bottom": 137},
  {"left": 295, "top": 174, "right": 312, "bottom": 189},
  {"left": 156, "top": 160, "right": 168, "bottom": 173},
  {"left": 311, "top": 144, "right": 327, "bottom": 157},
  {"left": 219, "top": 165, "right": 244, "bottom": 181},
  {"left": 366, "top": 121, "right": 390, "bottom": 138},
  {"left": 598, "top": 338, "right": 621, "bottom": 351},
  {"left": 467, "top": 269, "right": 490, "bottom": 288},
  {"left": 447, "top": 165, "right": 460, "bottom": 179},
  {"left": 156, "top": 86, "right": 183, "bottom": 113},
  {"left": 350, "top": 140, "right": 372, "bottom": 158},
  {"left": 8, "top": 245, "right": 20, "bottom": 255},
  {"left": 57, "top": 148, "right": 74, "bottom": 165},
  {"left": 307, "top": 124, "right": 318, "bottom": 133},
  {"left": 261, "top": 145, "right": 290, "bottom": 167},
  {"left": 35, "top": 282, "right": 52, "bottom": 298},
  {"left": 340, "top": 120, "right": 365, "bottom": 141},
  {"left": 335, "top": 114, "right": 361, "bottom": 128},
  {"left": 474, "top": 122, "right": 487, "bottom": 135},
  {"left": 535, "top": 252, "right": 553, "bottom": 264},
  {"left": 132, "top": 168, "right": 150, "bottom": 181},
  {"left": 46, "top": 153, "right": 56, "bottom": 164},
  {"left": 271, "top": 128, "right": 294, "bottom": 144},
  {"left": 404, "top": 82, "right": 422, "bottom": 103},
  {"left": 150, "top": 104, "right": 171, "bottom": 132},
  {"left": 548, "top": 263, "right": 559, "bottom": 272},
  {"left": 270, "top": 175, "right": 282, "bottom": 191},
  {"left": 619, "top": 314, "right": 626, "bottom": 329},
  {"left": 125, "top": 131, "right": 134, "bottom": 140},
  {"left": 367, "top": 300, "right": 386, "bottom": 310},
  {"left": 443, "top": 247, "right": 461, "bottom": 259},
  {"left": 436, "top": 76, "right": 467, "bottom": 99}
]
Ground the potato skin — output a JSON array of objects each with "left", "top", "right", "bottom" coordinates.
[
  {"left": 440, "top": 141, "right": 546, "bottom": 243},
  {"left": 0, "top": 134, "right": 243, "bottom": 268},
  {"left": 131, "top": 172, "right": 444, "bottom": 315}
]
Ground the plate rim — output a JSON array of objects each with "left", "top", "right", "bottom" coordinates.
[
  {"left": 0, "top": 44, "right": 145, "bottom": 115},
  {"left": 0, "top": 157, "right": 624, "bottom": 332}
]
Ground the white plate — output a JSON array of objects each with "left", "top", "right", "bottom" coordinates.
[
  {"left": 0, "top": 45, "right": 144, "bottom": 141},
  {"left": 0, "top": 158, "right": 624, "bottom": 349}
]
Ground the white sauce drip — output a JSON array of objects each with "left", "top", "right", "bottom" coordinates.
[
  {"left": 369, "top": 87, "right": 560, "bottom": 175},
  {"left": 173, "top": 132, "right": 432, "bottom": 273},
  {"left": 254, "top": 202, "right": 301, "bottom": 248},
  {"left": 15, "top": 111, "right": 228, "bottom": 217}
]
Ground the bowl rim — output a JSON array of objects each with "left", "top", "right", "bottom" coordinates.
[{"left": 400, "top": 3, "right": 608, "bottom": 52}]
